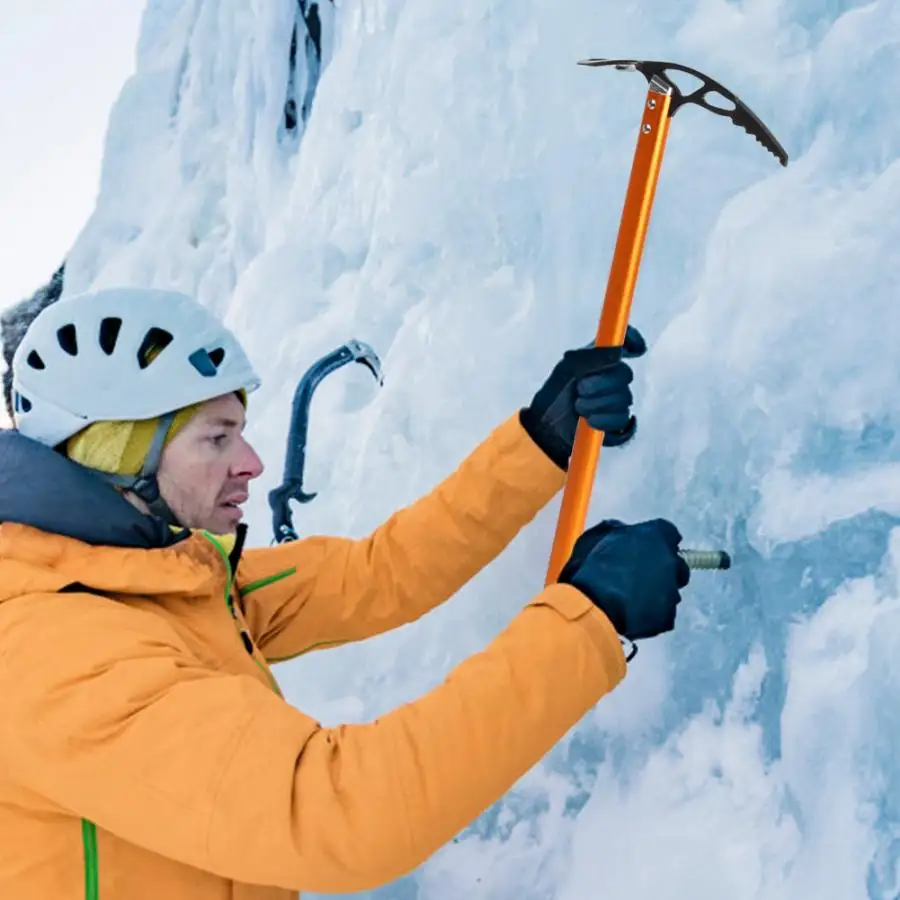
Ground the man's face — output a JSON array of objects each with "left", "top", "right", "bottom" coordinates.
[{"left": 156, "top": 393, "right": 264, "bottom": 534}]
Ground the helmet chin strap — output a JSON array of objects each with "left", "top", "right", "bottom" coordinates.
[{"left": 96, "top": 412, "right": 183, "bottom": 527}]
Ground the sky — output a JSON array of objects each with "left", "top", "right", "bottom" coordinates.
[{"left": 0, "top": 1, "right": 146, "bottom": 308}]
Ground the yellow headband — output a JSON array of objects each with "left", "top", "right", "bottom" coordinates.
[
  {"left": 64, "top": 385, "right": 248, "bottom": 475},
  {"left": 65, "top": 404, "right": 202, "bottom": 475}
]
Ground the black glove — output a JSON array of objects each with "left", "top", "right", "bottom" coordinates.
[
  {"left": 520, "top": 325, "right": 647, "bottom": 470},
  {"left": 558, "top": 518, "right": 690, "bottom": 642}
]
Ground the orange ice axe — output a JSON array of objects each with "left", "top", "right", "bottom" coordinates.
[{"left": 545, "top": 59, "right": 789, "bottom": 586}]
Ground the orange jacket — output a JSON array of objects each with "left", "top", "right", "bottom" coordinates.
[{"left": 0, "top": 413, "right": 626, "bottom": 899}]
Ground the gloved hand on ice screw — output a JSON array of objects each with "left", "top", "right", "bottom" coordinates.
[
  {"left": 558, "top": 518, "right": 691, "bottom": 644},
  {"left": 520, "top": 325, "right": 647, "bottom": 470}
]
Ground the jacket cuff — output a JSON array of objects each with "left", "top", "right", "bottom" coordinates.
[
  {"left": 518, "top": 408, "right": 570, "bottom": 471},
  {"left": 527, "top": 583, "right": 627, "bottom": 688}
]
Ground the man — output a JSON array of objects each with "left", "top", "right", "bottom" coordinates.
[{"left": 0, "top": 286, "right": 689, "bottom": 899}]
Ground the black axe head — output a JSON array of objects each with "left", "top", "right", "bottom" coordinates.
[{"left": 578, "top": 58, "right": 789, "bottom": 167}]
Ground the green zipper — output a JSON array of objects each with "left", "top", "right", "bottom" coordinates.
[
  {"left": 79, "top": 534, "right": 291, "bottom": 899},
  {"left": 82, "top": 819, "right": 98, "bottom": 900},
  {"left": 238, "top": 564, "right": 352, "bottom": 663},
  {"left": 239, "top": 568, "right": 296, "bottom": 597},
  {"left": 214, "top": 541, "right": 351, "bottom": 666},
  {"left": 198, "top": 531, "right": 284, "bottom": 697}
]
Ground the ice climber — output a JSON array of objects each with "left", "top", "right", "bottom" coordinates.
[{"left": 0, "top": 286, "right": 691, "bottom": 899}]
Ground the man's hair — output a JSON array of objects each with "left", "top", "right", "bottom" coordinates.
[{"left": 2, "top": 262, "right": 66, "bottom": 424}]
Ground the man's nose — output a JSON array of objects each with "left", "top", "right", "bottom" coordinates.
[{"left": 233, "top": 436, "right": 264, "bottom": 479}]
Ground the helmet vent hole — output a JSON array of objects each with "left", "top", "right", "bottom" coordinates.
[
  {"left": 188, "top": 348, "right": 218, "bottom": 377},
  {"left": 137, "top": 328, "right": 174, "bottom": 369},
  {"left": 14, "top": 392, "right": 32, "bottom": 413},
  {"left": 99, "top": 317, "right": 122, "bottom": 355},
  {"left": 26, "top": 350, "right": 45, "bottom": 370},
  {"left": 208, "top": 347, "right": 225, "bottom": 368},
  {"left": 57, "top": 325, "right": 78, "bottom": 356}
]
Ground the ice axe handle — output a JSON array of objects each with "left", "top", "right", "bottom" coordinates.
[{"left": 544, "top": 80, "right": 674, "bottom": 586}]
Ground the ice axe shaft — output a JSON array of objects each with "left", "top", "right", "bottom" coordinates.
[
  {"left": 544, "top": 75, "right": 673, "bottom": 584},
  {"left": 544, "top": 59, "right": 788, "bottom": 586}
]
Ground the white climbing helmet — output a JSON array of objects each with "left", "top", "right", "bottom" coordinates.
[{"left": 12, "top": 286, "right": 262, "bottom": 447}]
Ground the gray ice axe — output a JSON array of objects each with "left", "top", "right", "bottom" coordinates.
[{"left": 269, "top": 339, "right": 384, "bottom": 544}]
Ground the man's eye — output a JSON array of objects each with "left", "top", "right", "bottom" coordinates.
[{"left": 210, "top": 434, "right": 229, "bottom": 447}]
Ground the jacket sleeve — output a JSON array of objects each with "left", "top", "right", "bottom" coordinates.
[
  {"left": 0, "top": 583, "right": 625, "bottom": 894},
  {"left": 236, "top": 413, "right": 567, "bottom": 662}
]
